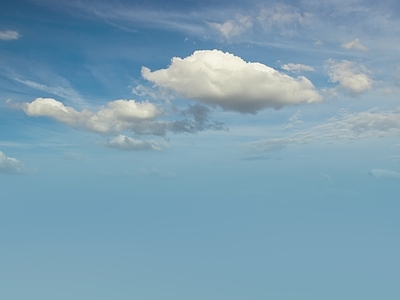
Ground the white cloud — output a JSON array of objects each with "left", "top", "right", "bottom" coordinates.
[
  {"left": 249, "top": 107, "right": 400, "bottom": 154},
  {"left": 0, "top": 151, "right": 29, "bottom": 175},
  {"left": 326, "top": 60, "right": 373, "bottom": 94},
  {"left": 282, "top": 63, "right": 315, "bottom": 72},
  {"left": 370, "top": 169, "right": 400, "bottom": 180},
  {"left": 142, "top": 50, "right": 322, "bottom": 113},
  {"left": 0, "top": 30, "right": 19, "bottom": 41},
  {"left": 208, "top": 14, "right": 253, "bottom": 40},
  {"left": 19, "top": 98, "right": 162, "bottom": 135},
  {"left": 103, "top": 135, "right": 162, "bottom": 151},
  {"left": 342, "top": 38, "right": 368, "bottom": 51}
]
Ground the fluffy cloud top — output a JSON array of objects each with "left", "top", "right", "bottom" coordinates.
[
  {"left": 142, "top": 50, "right": 322, "bottom": 113},
  {"left": 104, "top": 135, "right": 162, "bottom": 151},
  {"left": 0, "top": 30, "right": 19, "bottom": 41},
  {"left": 21, "top": 98, "right": 161, "bottom": 135},
  {"left": 326, "top": 60, "right": 373, "bottom": 94},
  {"left": 342, "top": 39, "right": 368, "bottom": 51},
  {"left": 282, "top": 63, "right": 315, "bottom": 72},
  {"left": 0, "top": 151, "right": 28, "bottom": 175}
]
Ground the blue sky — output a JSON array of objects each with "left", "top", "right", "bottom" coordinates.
[{"left": 1, "top": 0, "right": 400, "bottom": 299}]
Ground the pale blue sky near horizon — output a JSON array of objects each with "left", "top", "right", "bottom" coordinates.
[{"left": 1, "top": 0, "right": 400, "bottom": 299}]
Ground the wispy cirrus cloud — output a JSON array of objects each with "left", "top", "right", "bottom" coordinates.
[
  {"left": 248, "top": 107, "right": 400, "bottom": 154},
  {"left": 13, "top": 77, "right": 86, "bottom": 106}
]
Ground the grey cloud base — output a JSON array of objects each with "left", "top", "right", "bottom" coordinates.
[{"left": 142, "top": 50, "right": 322, "bottom": 113}]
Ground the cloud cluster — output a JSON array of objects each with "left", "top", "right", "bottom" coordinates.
[
  {"left": 0, "top": 151, "right": 28, "bottom": 175},
  {"left": 326, "top": 60, "right": 373, "bottom": 94},
  {"left": 0, "top": 30, "right": 19, "bottom": 41},
  {"left": 342, "top": 39, "right": 368, "bottom": 51},
  {"left": 15, "top": 98, "right": 227, "bottom": 150},
  {"left": 142, "top": 50, "right": 322, "bottom": 113},
  {"left": 249, "top": 107, "right": 400, "bottom": 154}
]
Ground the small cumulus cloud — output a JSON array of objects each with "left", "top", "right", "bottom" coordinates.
[
  {"left": 0, "top": 151, "right": 29, "bottom": 175},
  {"left": 326, "top": 59, "right": 373, "bottom": 94},
  {"left": 208, "top": 14, "right": 253, "bottom": 40},
  {"left": 370, "top": 169, "right": 400, "bottom": 180},
  {"left": 142, "top": 50, "right": 322, "bottom": 114},
  {"left": 282, "top": 63, "right": 315, "bottom": 72},
  {"left": 342, "top": 39, "right": 368, "bottom": 51},
  {"left": 103, "top": 135, "right": 162, "bottom": 151},
  {"left": 0, "top": 30, "right": 19, "bottom": 41}
]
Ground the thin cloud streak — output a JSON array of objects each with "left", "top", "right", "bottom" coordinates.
[{"left": 248, "top": 107, "right": 400, "bottom": 154}]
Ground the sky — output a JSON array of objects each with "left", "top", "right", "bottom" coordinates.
[{"left": 1, "top": 0, "right": 400, "bottom": 299}]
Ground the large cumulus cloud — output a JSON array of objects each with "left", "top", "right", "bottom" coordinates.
[{"left": 142, "top": 50, "right": 322, "bottom": 113}]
